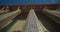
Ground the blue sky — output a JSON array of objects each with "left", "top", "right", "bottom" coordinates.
[{"left": 0, "top": 0, "right": 60, "bottom": 5}]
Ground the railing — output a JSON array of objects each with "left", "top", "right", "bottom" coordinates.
[
  {"left": 0, "top": 9, "right": 21, "bottom": 30},
  {"left": 22, "top": 9, "right": 48, "bottom": 32},
  {"left": 43, "top": 9, "right": 60, "bottom": 24},
  {"left": 0, "top": 6, "right": 9, "bottom": 14}
]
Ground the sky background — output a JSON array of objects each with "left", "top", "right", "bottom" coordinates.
[{"left": 0, "top": 0, "right": 60, "bottom": 5}]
